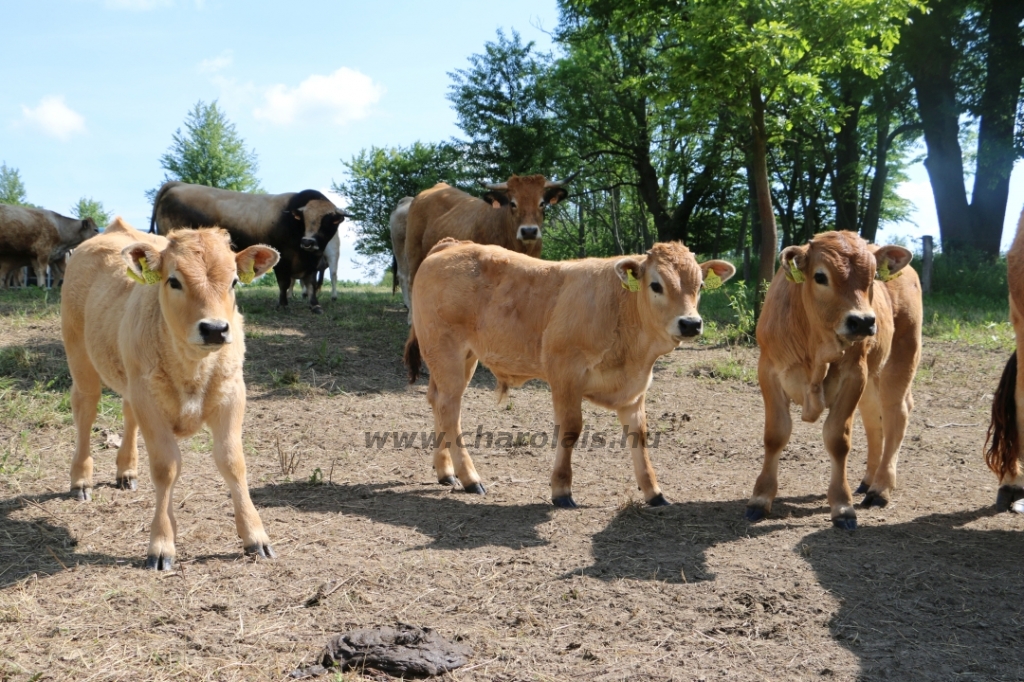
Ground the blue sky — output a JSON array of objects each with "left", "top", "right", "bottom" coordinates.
[{"left": 2, "top": 0, "right": 1021, "bottom": 281}]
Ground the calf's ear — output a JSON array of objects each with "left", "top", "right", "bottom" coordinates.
[
  {"left": 482, "top": 189, "right": 510, "bottom": 208},
  {"left": 614, "top": 257, "right": 645, "bottom": 290},
  {"left": 874, "top": 245, "right": 913, "bottom": 275},
  {"left": 121, "top": 242, "right": 163, "bottom": 285},
  {"left": 543, "top": 186, "right": 568, "bottom": 206},
  {"left": 236, "top": 245, "right": 281, "bottom": 284},
  {"left": 700, "top": 260, "right": 736, "bottom": 286},
  {"left": 779, "top": 245, "right": 808, "bottom": 282}
]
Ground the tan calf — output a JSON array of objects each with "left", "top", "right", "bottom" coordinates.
[
  {"left": 748, "top": 231, "right": 922, "bottom": 529},
  {"left": 404, "top": 238, "right": 735, "bottom": 507},
  {"left": 60, "top": 218, "right": 279, "bottom": 569},
  {"left": 986, "top": 206, "right": 1024, "bottom": 511}
]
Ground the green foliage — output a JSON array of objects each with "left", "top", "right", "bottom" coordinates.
[
  {"left": 146, "top": 100, "right": 261, "bottom": 202},
  {"left": 71, "top": 197, "right": 111, "bottom": 228},
  {"left": 333, "top": 141, "right": 472, "bottom": 273},
  {"left": 0, "top": 162, "right": 29, "bottom": 206}
]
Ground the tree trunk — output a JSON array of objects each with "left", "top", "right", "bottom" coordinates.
[
  {"left": 833, "top": 76, "right": 863, "bottom": 232},
  {"left": 751, "top": 79, "right": 778, "bottom": 316},
  {"left": 969, "top": 0, "right": 1024, "bottom": 256}
]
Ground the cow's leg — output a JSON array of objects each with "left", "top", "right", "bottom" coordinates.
[
  {"left": 115, "top": 399, "right": 140, "bottom": 490},
  {"left": 305, "top": 272, "right": 323, "bottom": 314},
  {"left": 426, "top": 349, "right": 482, "bottom": 493},
  {"left": 426, "top": 375, "right": 454, "bottom": 485},
  {"left": 550, "top": 390, "right": 584, "bottom": 508},
  {"left": 822, "top": 363, "right": 866, "bottom": 530},
  {"left": 855, "top": 380, "right": 884, "bottom": 496},
  {"left": 616, "top": 398, "right": 666, "bottom": 506},
  {"left": 746, "top": 369, "right": 791, "bottom": 521},
  {"left": 68, "top": 352, "right": 102, "bottom": 501},
  {"left": 33, "top": 256, "right": 48, "bottom": 289},
  {"left": 133, "top": 411, "right": 182, "bottom": 570},
  {"left": 330, "top": 266, "right": 338, "bottom": 301},
  {"left": 208, "top": 395, "right": 274, "bottom": 558},
  {"left": 1000, "top": 346, "right": 1024, "bottom": 510},
  {"left": 275, "top": 265, "right": 290, "bottom": 309}
]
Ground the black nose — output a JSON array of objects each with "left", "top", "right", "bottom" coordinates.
[
  {"left": 678, "top": 316, "right": 703, "bottom": 337},
  {"left": 199, "top": 321, "right": 229, "bottom": 345},
  {"left": 300, "top": 237, "right": 317, "bottom": 250},
  {"left": 845, "top": 313, "right": 876, "bottom": 337},
  {"left": 520, "top": 226, "right": 539, "bottom": 240}
]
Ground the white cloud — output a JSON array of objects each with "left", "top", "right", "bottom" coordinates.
[
  {"left": 199, "top": 50, "right": 233, "bottom": 73},
  {"left": 253, "top": 67, "right": 384, "bottom": 126},
  {"left": 20, "top": 96, "right": 86, "bottom": 140}
]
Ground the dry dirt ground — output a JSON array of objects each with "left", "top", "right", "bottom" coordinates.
[{"left": 1, "top": 285, "right": 1022, "bottom": 682}]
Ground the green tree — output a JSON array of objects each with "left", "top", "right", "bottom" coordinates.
[
  {"left": 71, "top": 197, "right": 111, "bottom": 227},
  {"left": 332, "top": 142, "right": 472, "bottom": 272},
  {"left": 146, "top": 100, "right": 261, "bottom": 202},
  {"left": 0, "top": 163, "right": 29, "bottom": 206}
]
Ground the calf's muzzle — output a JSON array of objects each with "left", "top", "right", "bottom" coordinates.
[
  {"left": 300, "top": 237, "right": 318, "bottom": 251},
  {"left": 518, "top": 225, "right": 540, "bottom": 242},
  {"left": 198, "top": 319, "right": 231, "bottom": 345},
  {"left": 844, "top": 313, "right": 876, "bottom": 338},
  {"left": 677, "top": 316, "right": 703, "bottom": 338}
]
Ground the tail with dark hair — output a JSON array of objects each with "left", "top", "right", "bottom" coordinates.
[
  {"left": 404, "top": 326, "right": 421, "bottom": 384},
  {"left": 392, "top": 254, "right": 398, "bottom": 295},
  {"left": 986, "top": 351, "right": 1020, "bottom": 481}
]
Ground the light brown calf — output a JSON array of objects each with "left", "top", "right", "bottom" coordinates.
[
  {"left": 403, "top": 175, "right": 568, "bottom": 320},
  {"left": 986, "top": 206, "right": 1024, "bottom": 511},
  {"left": 404, "top": 238, "right": 735, "bottom": 507},
  {"left": 60, "top": 218, "right": 279, "bottom": 570},
  {"left": 747, "top": 231, "right": 922, "bottom": 529}
]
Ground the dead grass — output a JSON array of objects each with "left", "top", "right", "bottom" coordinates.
[{"left": 1, "top": 284, "right": 1023, "bottom": 681}]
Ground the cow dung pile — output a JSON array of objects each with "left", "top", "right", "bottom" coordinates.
[{"left": 290, "top": 624, "right": 472, "bottom": 678}]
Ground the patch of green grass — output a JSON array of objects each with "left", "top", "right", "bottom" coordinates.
[{"left": 684, "top": 359, "right": 757, "bottom": 384}]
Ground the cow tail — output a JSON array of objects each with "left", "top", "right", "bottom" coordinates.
[
  {"left": 404, "top": 326, "right": 422, "bottom": 384},
  {"left": 391, "top": 254, "right": 398, "bottom": 295},
  {"left": 985, "top": 351, "right": 1021, "bottom": 481}
]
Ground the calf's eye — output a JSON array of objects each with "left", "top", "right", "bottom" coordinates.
[
  {"left": 814, "top": 272, "right": 828, "bottom": 285},
  {"left": 650, "top": 282, "right": 663, "bottom": 294},
  {"left": 168, "top": 277, "right": 182, "bottom": 290},
  {"left": 232, "top": 278, "right": 240, "bottom": 288}
]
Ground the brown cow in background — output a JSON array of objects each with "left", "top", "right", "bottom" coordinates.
[
  {"left": 403, "top": 175, "right": 568, "bottom": 320},
  {"left": 986, "top": 206, "right": 1024, "bottom": 511},
  {"left": 747, "top": 231, "right": 922, "bottom": 530},
  {"left": 389, "top": 196, "right": 414, "bottom": 315},
  {"left": 0, "top": 205, "right": 98, "bottom": 287}
]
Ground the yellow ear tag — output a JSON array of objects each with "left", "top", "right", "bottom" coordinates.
[
  {"left": 622, "top": 269, "right": 640, "bottom": 292},
  {"left": 127, "top": 256, "right": 161, "bottom": 285},
  {"left": 877, "top": 260, "right": 902, "bottom": 282},
  {"left": 785, "top": 261, "right": 805, "bottom": 284},
  {"left": 703, "top": 270, "right": 723, "bottom": 290},
  {"left": 238, "top": 264, "right": 256, "bottom": 285}
]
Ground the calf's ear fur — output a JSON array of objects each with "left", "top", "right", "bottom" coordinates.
[
  {"left": 235, "top": 245, "right": 280, "bottom": 284},
  {"left": 614, "top": 257, "right": 646, "bottom": 287},
  {"left": 700, "top": 260, "right": 736, "bottom": 284},
  {"left": 874, "top": 245, "right": 913, "bottom": 275},
  {"left": 122, "top": 243, "right": 163, "bottom": 284},
  {"left": 779, "top": 244, "right": 809, "bottom": 281}
]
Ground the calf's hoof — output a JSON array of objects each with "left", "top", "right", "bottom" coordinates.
[
  {"left": 244, "top": 542, "right": 276, "bottom": 559},
  {"left": 647, "top": 493, "right": 670, "bottom": 507},
  {"left": 854, "top": 481, "right": 869, "bottom": 495},
  {"left": 115, "top": 475, "right": 137, "bottom": 491},
  {"left": 995, "top": 485, "right": 1024, "bottom": 513},
  {"left": 463, "top": 482, "right": 486, "bottom": 495},
  {"left": 831, "top": 512, "right": 857, "bottom": 531},
  {"left": 145, "top": 554, "right": 174, "bottom": 571},
  {"left": 744, "top": 505, "right": 767, "bottom": 522},
  {"left": 438, "top": 475, "right": 458, "bottom": 486},
  {"left": 311, "top": 305, "right": 323, "bottom": 315},
  {"left": 552, "top": 495, "right": 578, "bottom": 509},
  {"left": 859, "top": 490, "right": 888, "bottom": 508},
  {"left": 70, "top": 486, "right": 92, "bottom": 502}
]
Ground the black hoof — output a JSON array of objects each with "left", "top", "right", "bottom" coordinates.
[
  {"left": 647, "top": 493, "right": 670, "bottom": 507},
  {"left": 463, "top": 482, "right": 486, "bottom": 495},
  {"left": 832, "top": 516, "right": 857, "bottom": 531},
  {"left": 311, "top": 306, "right": 323, "bottom": 315},
  {"left": 745, "top": 506, "right": 767, "bottom": 522},
  {"left": 859, "top": 491, "right": 888, "bottom": 508},
  {"left": 244, "top": 543, "right": 276, "bottom": 559},
  {"left": 145, "top": 554, "right": 174, "bottom": 571},
  {"left": 552, "top": 495, "right": 578, "bottom": 508},
  {"left": 996, "top": 485, "right": 1024, "bottom": 512},
  {"left": 70, "top": 486, "right": 92, "bottom": 502},
  {"left": 438, "top": 475, "right": 458, "bottom": 486},
  {"left": 854, "top": 481, "right": 869, "bottom": 495},
  {"left": 115, "top": 476, "right": 137, "bottom": 491}
]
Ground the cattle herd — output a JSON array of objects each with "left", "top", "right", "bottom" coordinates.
[{"left": 1, "top": 178, "right": 1023, "bottom": 573}]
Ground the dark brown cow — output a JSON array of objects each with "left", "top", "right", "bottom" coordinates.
[
  {"left": 0, "top": 205, "right": 98, "bottom": 287},
  {"left": 403, "top": 175, "right": 567, "bottom": 319}
]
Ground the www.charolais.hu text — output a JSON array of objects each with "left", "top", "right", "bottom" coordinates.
[{"left": 364, "top": 425, "right": 665, "bottom": 449}]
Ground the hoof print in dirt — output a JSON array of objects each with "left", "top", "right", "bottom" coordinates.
[
  {"left": 647, "top": 493, "right": 670, "bottom": 507},
  {"left": 438, "top": 475, "right": 457, "bottom": 487},
  {"left": 463, "top": 482, "right": 486, "bottom": 495},
  {"left": 552, "top": 495, "right": 578, "bottom": 508},
  {"left": 70, "top": 486, "right": 92, "bottom": 502},
  {"left": 832, "top": 515, "right": 857, "bottom": 531},
  {"left": 115, "top": 476, "right": 137, "bottom": 491},
  {"left": 244, "top": 543, "right": 276, "bottom": 559},
  {"left": 854, "top": 481, "right": 869, "bottom": 495},
  {"left": 744, "top": 506, "right": 766, "bottom": 522},
  {"left": 858, "top": 491, "right": 888, "bottom": 509},
  {"left": 995, "top": 485, "right": 1024, "bottom": 512},
  {"left": 145, "top": 554, "right": 174, "bottom": 571},
  {"left": 292, "top": 623, "right": 472, "bottom": 679}
]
